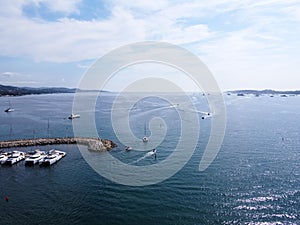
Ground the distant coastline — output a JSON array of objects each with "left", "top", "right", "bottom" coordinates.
[
  {"left": 227, "top": 89, "right": 300, "bottom": 96},
  {"left": 1, "top": 84, "right": 300, "bottom": 97},
  {"left": 0, "top": 84, "right": 109, "bottom": 97}
]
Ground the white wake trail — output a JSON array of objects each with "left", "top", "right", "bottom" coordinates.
[{"left": 130, "top": 150, "right": 156, "bottom": 164}]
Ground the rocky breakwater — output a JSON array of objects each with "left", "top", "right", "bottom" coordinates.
[{"left": 0, "top": 137, "right": 116, "bottom": 152}]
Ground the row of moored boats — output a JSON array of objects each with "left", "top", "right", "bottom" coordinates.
[{"left": 0, "top": 149, "right": 66, "bottom": 166}]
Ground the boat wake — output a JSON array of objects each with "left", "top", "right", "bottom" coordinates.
[{"left": 130, "top": 150, "right": 156, "bottom": 164}]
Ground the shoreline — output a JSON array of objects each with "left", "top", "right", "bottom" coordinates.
[{"left": 0, "top": 137, "right": 116, "bottom": 152}]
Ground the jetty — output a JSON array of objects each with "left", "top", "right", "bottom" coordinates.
[{"left": 0, "top": 137, "right": 116, "bottom": 152}]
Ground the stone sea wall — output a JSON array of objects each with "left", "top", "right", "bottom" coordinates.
[{"left": 0, "top": 137, "right": 116, "bottom": 152}]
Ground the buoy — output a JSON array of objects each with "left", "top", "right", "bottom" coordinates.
[{"left": 5, "top": 196, "right": 9, "bottom": 202}]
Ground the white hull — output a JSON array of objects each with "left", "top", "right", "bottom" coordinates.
[
  {"left": 39, "top": 149, "right": 66, "bottom": 166},
  {"left": 25, "top": 153, "right": 46, "bottom": 166},
  {"left": 40, "top": 155, "right": 62, "bottom": 166},
  {"left": 142, "top": 136, "right": 148, "bottom": 142},
  {"left": 5, "top": 108, "right": 14, "bottom": 112},
  {"left": 0, "top": 154, "right": 9, "bottom": 164},
  {"left": 5, "top": 151, "right": 25, "bottom": 165},
  {"left": 68, "top": 114, "right": 80, "bottom": 119}
]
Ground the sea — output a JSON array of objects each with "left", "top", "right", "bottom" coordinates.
[{"left": 0, "top": 92, "right": 299, "bottom": 225}]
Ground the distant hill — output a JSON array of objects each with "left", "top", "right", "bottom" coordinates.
[
  {"left": 227, "top": 89, "right": 300, "bottom": 95},
  {"left": 0, "top": 84, "right": 77, "bottom": 96}
]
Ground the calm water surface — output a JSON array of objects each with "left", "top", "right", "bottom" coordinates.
[{"left": 0, "top": 93, "right": 299, "bottom": 225}]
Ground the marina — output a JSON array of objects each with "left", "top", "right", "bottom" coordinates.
[
  {"left": 0, "top": 149, "right": 66, "bottom": 166},
  {"left": 0, "top": 137, "right": 116, "bottom": 167}
]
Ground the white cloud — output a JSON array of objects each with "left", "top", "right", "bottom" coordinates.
[
  {"left": 0, "top": 0, "right": 81, "bottom": 17},
  {"left": 0, "top": 1, "right": 216, "bottom": 62},
  {"left": 0, "top": 6, "right": 146, "bottom": 62},
  {"left": 42, "top": 0, "right": 81, "bottom": 14},
  {"left": 0, "top": 0, "right": 300, "bottom": 89}
]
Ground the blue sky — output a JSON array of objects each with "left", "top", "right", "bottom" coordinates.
[{"left": 0, "top": 0, "right": 300, "bottom": 91}]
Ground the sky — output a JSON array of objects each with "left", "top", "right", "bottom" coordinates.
[{"left": 0, "top": 0, "right": 300, "bottom": 91}]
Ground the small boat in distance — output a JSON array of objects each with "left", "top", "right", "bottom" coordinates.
[
  {"left": 201, "top": 112, "right": 211, "bottom": 120},
  {"left": 125, "top": 146, "right": 132, "bottom": 151},
  {"left": 39, "top": 149, "right": 66, "bottom": 166},
  {"left": 68, "top": 114, "right": 80, "bottom": 119},
  {"left": 4, "top": 101, "right": 14, "bottom": 112},
  {"left": 142, "top": 136, "right": 148, "bottom": 142},
  {"left": 142, "top": 124, "right": 148, "bottom": 143},
  {"left": 4, "top": 151, "right": 25, "bottom": 165}
]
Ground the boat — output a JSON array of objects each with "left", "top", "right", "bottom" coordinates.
[
  {"left": 150, "top": 149, "right": 156, "bottom": 155},
  {"left": 4, "top": 101, "right": 14, "bottom": 112},
  {"left": 142, "top": 124, "right": 148, "bottom": 142},
  {"left": 142, "top": 136, "right": 148, "bottom": 142},
  {"left": 25, "top": 150, "right": 46, "bottom": 166},
  {"left": 68, "top": 114, "right": 80, "bottom": 119},
  {"left": 125, "top": 146, "right": 132, "bottom": 151},
  {"left": 39, "top": 149, "right": 66, "bottom": 166},
  {"left": 4, "top": 151, "right": 25, "bottom": 165},
  {"left": 201, "top": 112, "right": 211, "bottom": 120},
  {"left": 0, "top": 152, "right": 11, "bottom": 164},
  {"left": 4, "top": 108, "right": 14, "bottom": 112}
]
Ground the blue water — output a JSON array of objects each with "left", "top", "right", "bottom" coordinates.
[{"left": 0, "top": 93, "right": 299, "bottom": 224}]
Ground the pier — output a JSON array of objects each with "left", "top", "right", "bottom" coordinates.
[{"left": 0, "top": 137, "right": 116, "bottom": 152}]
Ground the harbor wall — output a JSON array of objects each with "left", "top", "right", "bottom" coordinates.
[{"left": 0, "top": 137, "right": 116, "bottom": 152}]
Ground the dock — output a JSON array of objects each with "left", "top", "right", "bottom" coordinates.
[{"left": 0, "top": 137, "right": 116, "bottom": 152}]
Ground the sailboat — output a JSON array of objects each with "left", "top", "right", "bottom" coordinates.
[
  {"left": 4, "top": 101, "right": 14, "bottom": 112},
  {"left": 142, "top": 124, "right": 148, "bottom": 143}
]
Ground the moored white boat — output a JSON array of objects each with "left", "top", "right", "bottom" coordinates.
[
  {"left": 39, "top": 149, "right": 66, "bottom": 166},
  {"left": 0, "top": 152, "right": 11, "bottom": 164},
  {"left": 25, "top": 150, "right": 46, "bottom": 166},
  {"left": 4, "top": 151, "right": 25, "bottom": 165}
]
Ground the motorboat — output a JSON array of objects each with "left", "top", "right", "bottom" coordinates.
[
  {"left": 25, "top": 150, "right": 46, "bottom": 166},
  {"left": 0, "top": 152, "right": 11, "bottom": 164},
  {"left": 142, "top": 136, "right": 148, "bottom": 142},
  {"left": 68, "top": 114, "right": 80, "bottom": 119},
  {"left": 201, "top": 111, "right": 211, "bottom": 120},
  {"left": 125, "top": 146, "right": 132, "bottom": 151},
  {"left": 52, "top": 149, "right": 66, "bottom": 157},
  {"left": 4, "top": 101, "right": 14, "bottom": 112},
  {"left": 4, "top": 151, "right": 25, "bottom": 165},
  {"left": 39, "top": 149, "right": 66, "bottom": 166},
  {"left": 4, "top": 107, "right": 14, "bottom": 112}
]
